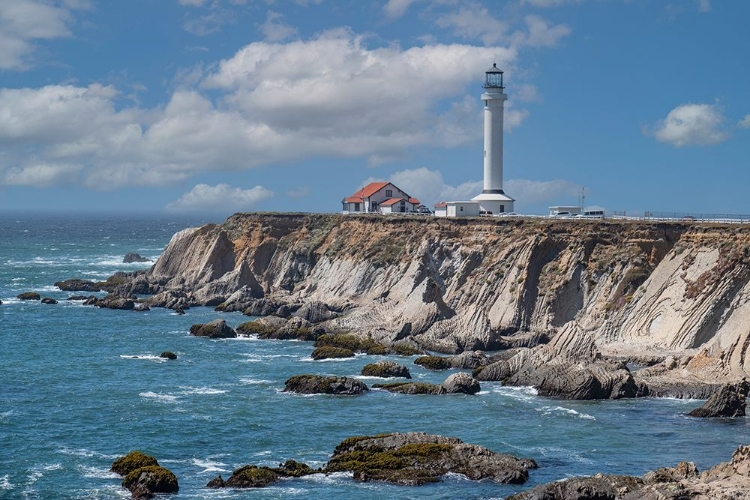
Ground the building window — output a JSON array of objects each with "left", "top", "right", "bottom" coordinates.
[
  {"left": 385, "top": 189, "right": 392, "bottom": 197},
  {"left": 354, "top": 202, "right": 360, "bottom": 211},
  {"left": 460, "top": 206, "right": 464, "bottom": 212},
  {"left": 500, "top": 205, "right": 504, "bottom": 213}
]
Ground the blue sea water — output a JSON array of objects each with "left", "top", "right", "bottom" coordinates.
[{"left": 2, "top": 213, "right": 750, "bottom": 499}]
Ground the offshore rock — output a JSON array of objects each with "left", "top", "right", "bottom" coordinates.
[
  {"left": 324, "top": 432, "right": 536, "bottom": 485},
  {"left": 123, "top": 253, "right": 150, "bottom": 263},
  {"left": 189, "top": 319, "right": 237, "bottom": 339},
  {"left": 17, "top": 291, "right": 40, "bottom": 300},
  {"left": 310, "top": 346, "right": 355, "bottom": 360},
  {"left": 95, "top": 294, "right": 136, "bottom": 310},
  {"left": 448, "top": 351, "right": 489, "bottom": 369},
  {"left": 507, "top": 474, "right": 644, "bottom": 500},
  {"left": 414, "top": 355, "right": 452, "bottom": 370},
  {"left": 41, "top": 297, "right": 58, "bottom": 304},
  {"left": 373, "top": 381, "right": 446, "bottom": 395},
  {"left": 212, "top": 460, "right": 316, "bottom": 489},
  {"left": 441, "top": 372, "right": 481, "bottom": 395},
  {"left": 688, "top": 380, "right": 748, "bottom": 417},
  {"left": 54, "top": 279, "right": 102, "bottom": 292},
  {"left": 111, "top": 451, "right": 159, "bottom": 476},
  {"left": 283, "top": 375, "right": 369, "bottom": 395},
  {"left": 122, "top": 465, "right": 178, "bottom": 499},
  {"left": 361, "top": 361, "right": 412, "bottom": 379}
]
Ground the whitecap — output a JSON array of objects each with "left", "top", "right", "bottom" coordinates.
[
  {"left": 0, "top": 410, "right": 13, "bottom": 421},
  {"left": 57, "top": 447, "right": 118, "bottom": 460},
  {"left": 239, "top": 378, "right": 273, "bottom": 385},
  {"left": 120, "top": 354, "right": 167, "bottom": 362},
  {"left": 43, "top": 463, "right": 63, "bottom": 471},
  {"left": 180, "top": 386, "right": 227, "bottom": 395},
  {"left": 0, "top": 475, "right": 12, "bottom": 490},
  {"left": 192, "top": 458, "right": 229, "bottom": 474},
  {"left": 78, "top": 465, "right": 119, "bottom": 479},
  {"left": 537, "top": 405, "right": 596, "bottom": 421},
  {"left": 139, "top": 392, "right": 179, "bottom": 403},
  {"left": 299, "top": 472, "right": 349, "bottom": 484},
  {"left": 493, "top": 385, "right": 539, "bottom": 400}
]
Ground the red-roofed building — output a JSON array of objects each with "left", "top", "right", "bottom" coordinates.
[{"left": 342, "top": 182, "right": 421, "bottom": 214}]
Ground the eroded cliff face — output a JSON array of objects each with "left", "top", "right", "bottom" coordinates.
[{"left": 140, "top": 213, "right": 750, "bottom": 380}]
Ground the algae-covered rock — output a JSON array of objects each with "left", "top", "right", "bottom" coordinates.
[
  {"left": 224, "top": 465, "right": 279, "bottom": 488},
  {"left": 111, "top": 451, "right": 159, "bottom": 476},
  {"left": 373, "top": 382, "right": 445, "bottom": 395},
  {"left": 414, "top": 356, "right": 452, "bottom": 371},
  {"left": 324, "top": 432, "right": 536, "bottom": 485},
  {"left": 314, "top": 334, "right": 387, "bottom": 355},
  {"left": 189, "top": 319, "right": 237, "bottom": 339},
  {"left": 17, "top": 292, "right": 40, "bottom": 300},
  {"left": 54, "top": 279, "right": 102, "bottom": 292},
  {"left": 311, "top": 346, "right": 355, "bottom": 360},
  {"left": 122, "top": 465, "right": 178, "bottom": 497},
  {"left": 361, "top": 361, "right": 411, "bottom": 379},
  {"left": 284, "top": 375, "right": 369, "bottom": 395}
]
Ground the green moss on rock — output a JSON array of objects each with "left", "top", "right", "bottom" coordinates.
[
  {"left": 414, "top": 356, "right": 452, "bottom": 370},
  {"left": 311, "top": 346, "right": 355, "bottom": 360},
  {"left": 111, "top": 451, "right": 159, "bottom": 476},
  {"left": 225, "top": 465, "right": 279, "bottom": 488},
  {"left": 122, "top": 465, "right": 178, "bottom": 495},
  {"left": 236, "top": 320, "right": 274, "bottom": 336}
]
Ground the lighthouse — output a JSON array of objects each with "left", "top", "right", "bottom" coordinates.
[{"left": 472, "top": 63, "right": 514, "bottom": 214}]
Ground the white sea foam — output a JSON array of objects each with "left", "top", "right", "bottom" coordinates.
[
  {"left": 537, "top": 405, "right": 596, "bottom": 421},
  {"left": 192, "top": 458, "right": 229, "bottom": 474},
  {"left": 180, "top": 386, "right": 227, "bottom": 395},
  {"left": 0, "top": 475, "right": 12, "bottom": 490},
  {"left": 120, "top": 354, "right": 167, "bottom": 362},
  {"left": 492, "top": 385, "right": 539, "bottom": 401},
  {"left": 0, "top": 410, "right": 13, "bottom": 421},
  {"left": 139, "top": 392, "right": 179, "bottom": 403},
  {"left": 78, "top": 465, "right": 118, "bottom": 479},
  {"left": 239, "top": 378, "right": 273, "bottom": 385},
  {"left": 300, "top": 472, "right": 348, "bottom": 484},
  {"left": 57, "top": 447, "right": 118, "bottom": 460}
]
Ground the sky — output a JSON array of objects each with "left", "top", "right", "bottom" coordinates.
[{"left": 0, "top": 0, "right": 748, "bottom": 217}]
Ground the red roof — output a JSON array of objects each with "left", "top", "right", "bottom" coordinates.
[
  {"left": 352, "top": 181, "right": 390, "bottom": 199},
  {"left": 408, "top": 197, "right": 420, "bottom": 205},
  {"left": 344, "top": 196, "right": 361, "bottom": 203},
  {"left": 434, "top": 201, "right": 447, "bottom": 207},
  {"left": 380, "top": 197, "right": 404, "bottom": 206}
]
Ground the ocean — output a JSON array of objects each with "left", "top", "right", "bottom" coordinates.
[{"left": 2, "top": 213, "right": 750, "bottom": 499}]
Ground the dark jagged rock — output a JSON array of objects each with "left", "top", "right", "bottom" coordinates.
[
  {"left": 373, "top": 382, "right": 446, "bottom": 395},
  {"left": 123, "top": 252, "right": 150, "bottom": 263},
  {"left": 54, "top": 279, "right": 102, "bottom": 292},
  {"left": 688, "top": 380, "right": 748, "bottom": 417},
  {"left": 506, "top": 474, "right": 644, "bottom": 500},
  {"left": 311, "top": 346, "right": 355, "bottom": 360},
  {"left": 361, "top": 361, "right": 412, "bottom": 379},
  {"left": 225, "top": 466, "right": 278, "bottom": 488},
  {"left": 275, "top": 460, "right": 315, "bottom": 477},
  {"left": 66, "top": 295, "right": 89, "bottom": 301},
  {"left": 111, "top": 451, "right": 159, "bottom": 476},
  {"left": 205, "top": 475, "right": 225, "bottom": 488},
  {"left": 189, "top": 319, "right": 237, "bottom": 339},
  {"left": 242, "top": 298, "right": 283, "bottom": 317},
  {"left": 17, "top": 292, "right": 40, "bottom": 300},
  {"left": 83, "top": 296, "right": 99, "bottom": 306},
  {"left": 324, "top": 432, "right": 536, "bottom": 485},
  {"left": 41, "top": 297, "right": 58, "bottom": 304},
  {"left": 159, "top": 351, "right": 177, "bottom": 360},
  {"left": 283, "top": 374, "right": 369, "bottom": 395},
  {"left": 95, "top": 294, "right": 135, "bottom": 310},
  {"left": 441, "top": 372, "right": 481, "bottom": 395},
  {"left": 314, "top": 333, "right": 388, "bottom": 355},
  {"left": 414, "top": 355, "right": 452, "bottom": 371},
  {"left": 122, "top": 465, "right": 178, "bottom": 498},
  {"left": 133, "top": 303, "right": 150, "bottom": 311}
]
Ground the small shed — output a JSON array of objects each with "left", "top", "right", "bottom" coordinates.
[
  {"left": 434, "top": 202, "right": 448, "bottom": 218},
  {"left": 446, "top": 201, "right": 480, "bottom": 217}
]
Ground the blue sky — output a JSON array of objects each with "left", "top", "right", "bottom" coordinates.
[{"left": 1, "top": 0, "right": 748, "bottom": 217}]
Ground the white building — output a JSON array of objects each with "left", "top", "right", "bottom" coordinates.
[
  {"left": 443, "top": 64, "right": 515, "bottom": 217},
  {"left": 342, "top": 182, "right": 421, "bottom": 214}
]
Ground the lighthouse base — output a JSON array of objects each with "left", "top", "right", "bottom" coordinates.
[{"left": 471, "top": 192, "right": 515, "bottom": 215}]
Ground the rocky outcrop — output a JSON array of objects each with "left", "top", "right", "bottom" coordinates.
[
  {"left": 475, "top": 322, "right": 644, "bottom": 400},
  {"left": 41, "top": 297, "right": 58, "bottom": 304},
  {"left": 441, "top": 372, "right": 481, "bottom": 394},
  {"left": 310, "top": 346, "right": 355, "bottom": 360},
  {"left": 55, "top": 279, "right": 102, "bottom": 292},
  {"left": 324, "top": 432, "right": 536, "bottom": 485},
  {"left": 17, "top": 292, "right": 40, "bottom": 300},
  {"left": 374, "top": 373, "right": 480, "bottom": 395},
  {"left": 508, "top": 444, "right": 750, "bottom": 500},
  {"left": 159, "top": 351, "right": 177, "bottom": 360},
  {"left": 189, "top": 319, "right": 237, "bottom": 339},
  {"left": 688, "top": 380, "right": 748, "bottom": 417},
  {"left": 122, "top": 465, "right": 178, "bottom": 499},
  {"left": 111, "top": 451, "right": 159, "bottom": 476},
  {"left": 87, "top": 214, "right": 750, "bottom": 389},
  {"left": 414, "top": 355, "right": 452, "bottom": 370},
  {"left": 361, "top": 361, "right": 411, "bottom": 378},
  {"left": 123, "top": 253, "right": 150, "bottom": 263},
  {"left": 283, "top": 375, "right": 369, "bottom": 395},
  {"left": 92, "top": 295, "right": 136, "bottom": 310},
  {"left": 209, "top": 460, "right": 316, "bottom": 489}
]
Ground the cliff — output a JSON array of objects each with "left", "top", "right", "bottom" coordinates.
[{"left": 128, "top": 213, "right": 750, "bottom": 391}]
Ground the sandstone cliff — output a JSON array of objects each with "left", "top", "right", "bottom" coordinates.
[{"left": 126, "top": 213, "right": 750, "bottom": 390}]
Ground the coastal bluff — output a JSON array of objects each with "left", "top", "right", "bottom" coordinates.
[{"left": 112, "top": 213, "right": 750, "bottom": 393}]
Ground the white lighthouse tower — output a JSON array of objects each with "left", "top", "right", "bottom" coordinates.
[{"left": 472, "top": 63, "right": 514, "bottom": 213}]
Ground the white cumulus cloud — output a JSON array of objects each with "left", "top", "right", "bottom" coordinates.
[
  {"left": 166, "top": 183, "right": 274, "bottom": 212},
  {"left": 0, "top": 0, "right": 84, "bottom": 70},
  {"left": 649, "top": 103, "right": 728, "bottom": 147},
  {"left": 739, "top": 114, "right": 750, "bottom": 129},
  {"left": 260, "top": 11, "right": 298, "bottom": 42}
]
